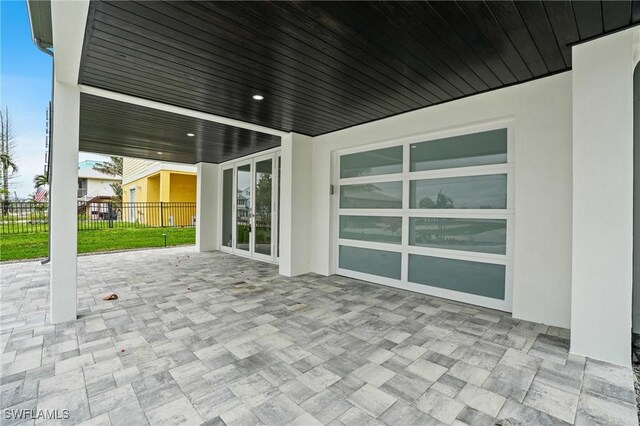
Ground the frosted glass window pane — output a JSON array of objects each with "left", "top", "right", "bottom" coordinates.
[
  {"left": 409, "top": 218, "right": 506, "bottom": 254},
  {"left": 410, "top": 129, "right": 507, "bottom": 172},
  {"left": 222, "top": 169, "right": 233, "bottom": 247},
  {"left": 408, "top": 254, "right": 505, "bottom": 299},
  {"left": 339, "top": 246, "right": 401, "bottom": 279},
  {"left": 341, "top": 146, "right": 403, "bottom": 178},
  {"left": 340, "top": 216, "right": 402, "bottom": 244},
  {"left": 340, "top": 181, "right": 402, "bottom": 209},
  {"left": 410, "top": 174, "right": 507, "bottom": 209}
]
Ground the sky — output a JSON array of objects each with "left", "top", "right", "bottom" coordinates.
[{"left": 1, "top": 0, "right": 104, "bottom": 198}]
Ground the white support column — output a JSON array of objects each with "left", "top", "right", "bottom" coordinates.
[
  {"left": 279, "top": 133, "right": 313, "bottom": 277},
  {"left": 48, "top": 0, "right": 89, "bottom": 325},
  {"left": 196, "top": 162, "right": 220, "bottom": 252},
  {"left": 571, "top": 28, "right": 639, "bottom": 366},
  {"left": 49, "top": 82, "right": 80, "bottom": 324}
]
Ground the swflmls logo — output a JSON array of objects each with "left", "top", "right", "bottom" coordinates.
[{"left": 4, "top": 409, "right": 70, "bottom": 420}]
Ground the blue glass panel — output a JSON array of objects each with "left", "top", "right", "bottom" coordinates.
[
  {"left": 341, "top": 146, "right": 403, "bottom": 178},
  {"left": 340, "top": 216, "right": 402, "bottom": 244},
  {"left": 410, "top": 129, "right": 507, "bottom": 172},
  {"left": 410, "top": 175, "right": 507, "bottom": 209},
  {"left": 340, "top": 181, "right": 403, "bottom": 209},
  {"left": 409, "top": 218, "right": 506, "bottom": 254},
  {"left": 339, "top": 246, "right": 401, "bottom": 279},
  {"left": 408, "top": 254, "right": 505, "bottom": 300}
]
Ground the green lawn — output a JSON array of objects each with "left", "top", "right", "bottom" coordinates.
[{"left": 0, "top": 227, "right": 195, "bottom": 261}]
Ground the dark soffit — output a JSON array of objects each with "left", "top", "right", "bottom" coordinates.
[
  {"left": 79, "top": 93, "right": 281, "bottom": 164},
  {"left": 27, "top": 0, "right": 53, "bottom": 48},
  {"left": 79, "top": 1, "right": 640, "bottom": 138}
]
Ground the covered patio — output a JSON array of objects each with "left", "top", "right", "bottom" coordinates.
[
  {"left": 25, "top": 0, "right": 640, "bottom": 373},
  {"left": 15, "top": 1, "right": 640, "bottom": 423},
  {"left": 1, "top": 248, "right": 636, "bottom": 425}
]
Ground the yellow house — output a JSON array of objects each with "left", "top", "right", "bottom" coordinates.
[{"left": 122, "top": 158, "right": 196, "bottom": 227}]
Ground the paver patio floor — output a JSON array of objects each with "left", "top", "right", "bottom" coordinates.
[{"left": 1, "top": 247, "right": 637, "bottom": 425}]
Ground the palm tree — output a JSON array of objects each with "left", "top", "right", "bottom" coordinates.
[
  {"left": 93, "top": 156, "right": 123, "bottom": 176},
  {"left": 33, "top": 173, "right": 48, "bottom": 189},
  {"left": 93, "top": 156, "right": 123, "bottom": 203},
  {"left": 0, "top": 153, "right": 17, "bottom": 175},
  {"left": 1, "top": 108, "right": 18, "bottom": 215}
]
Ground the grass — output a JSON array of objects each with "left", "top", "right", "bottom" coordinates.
[
  {"left": 0, "top": 220, "right": 176, "bottom": 234},
  {"left": 0, "top": 227, "right": 195, "bottom": 262}
]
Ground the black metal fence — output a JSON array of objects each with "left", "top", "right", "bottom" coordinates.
[{"left": 0, "top": 201, "right": 197, "bottom": 234}]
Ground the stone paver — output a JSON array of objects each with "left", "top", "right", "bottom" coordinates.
[{"left": 1, "top": 246, "right": 637, "bottom": 425}]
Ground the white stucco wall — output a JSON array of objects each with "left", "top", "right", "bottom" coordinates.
[
  {"left": 85, "top": 178, "right": 118, "bottom": 197},
  {"left": 570, "top": 28, "right": 639, "bottom": 367},
  {"left": 49, "top": 0, "right": 89, "bottom": 324},
  {"left": 310, "top": 72, "right": 574, "bottom": 329},
  {"left": 196, "top": 163, "right": 220, "bottom": 252},
  {"left": 279, "top": 133, "right": 313, "bottom": 277}
]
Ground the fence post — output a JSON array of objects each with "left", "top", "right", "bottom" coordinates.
[
  {"left": 108, "top": 202, "right": 113, "bottom": 228},
  {"left": 160, "top": 201, "right": 164, "bottom": 228}
]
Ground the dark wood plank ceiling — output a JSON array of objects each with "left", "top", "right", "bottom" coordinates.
[
  {"left": 79, "top": 94, "right": 281, "bottom": 164},
  {"left": 80, "top": 0, "right": 640, "bottom": 142}
]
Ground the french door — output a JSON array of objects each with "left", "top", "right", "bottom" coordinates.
[{"left": 221, "top": 152, "right": 279, "bottom": 262}]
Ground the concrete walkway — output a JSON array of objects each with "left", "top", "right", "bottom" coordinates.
[{"left": 1, "top": 247, "right": 636, "bottom": 425}]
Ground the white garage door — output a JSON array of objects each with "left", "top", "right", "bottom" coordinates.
[{"left": 334, "top": 124, "right": 514, "bottom": 312}]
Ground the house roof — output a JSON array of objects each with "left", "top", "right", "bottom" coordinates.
[
  {"left": 26, "top": 0, "right": 52, "bottom": 48},
  {"left": 77, "top": 167, "right": 121, "bottom": 181}
]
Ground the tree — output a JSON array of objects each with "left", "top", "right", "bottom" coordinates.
[
  {"left": 254, "top": 173, "right": 272, "bottom": 218},
  {"left": 0, "top": 153, "right": 18, "bottom": 176},
  {"left": 0, "top": 107, "right": 18, "bottom": 215},
  {"left": 419, "top": 189, "right": 455, "bottom": 209},
  {"left": 93, "top": 156, "right": 123, "bottom": 203},
  {"left": 109, "top": 182, "right": 123, "bottom": 203},
  {"left": 93, "top": 156, "right": 122, "bottom": 176},
  {"left": 33, "top": 173, "right": 48, "bottom": 189}
]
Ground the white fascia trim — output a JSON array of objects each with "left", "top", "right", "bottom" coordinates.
[
  {"left": 122, "top": 162, "right": 197, "bottom": 185},
  {"left": 82, "top": 176, "right": 122, "bottom": 182},
  {"left": 218, "top": 145, "right": 282, "bottom": 168},
  {"left": 79, "top": 85, "right": 289, "bottom": 138},
  {"left": 51, "top": 0, "right": 90, "bottom": 85}
]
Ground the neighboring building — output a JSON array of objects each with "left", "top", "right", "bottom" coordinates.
[
  {"left": 77, "top": 160, "right": 121, "bottom": 203},
  {"left": 121, "top": 158, "right": 197, "bottom": 226}
]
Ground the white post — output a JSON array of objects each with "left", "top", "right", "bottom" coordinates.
[
  {"left": 279, "top": 133, "right": 313, "bottom": 277},
  {"left": 196, "top": 162, "right": 220, "bottom": 252},
  {"left": 571, "top": 28, "right": 639, "bottom": 366},
  {"left": 49, "top": 82, "right": 80, "bottom": 324}
]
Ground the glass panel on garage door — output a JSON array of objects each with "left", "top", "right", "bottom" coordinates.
[{"left": 336, "top": 127, "right": 513, "bottom": 311}]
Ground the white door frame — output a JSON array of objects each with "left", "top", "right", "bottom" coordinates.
[
  {"left": 219, "top": 148, "right": 281, "bottom": 264},
  {"left": 129, "top": 187, "right": 136, "bottom": 222},
  {"left": 251, "top": 153, "right": 277, "bottom": 262},
  {"left": 234, "top": 159, "right": 253, "bottom": 256}
]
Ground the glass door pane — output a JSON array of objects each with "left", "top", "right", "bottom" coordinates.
[
  {"left": 222, "top": 169, "right": 233, "bottom": 247},
  {"left": 254, "top": 159, "right": 272, "bottom": 256},
  {"left": 277, "top": 157, "right": 281, "bottom": 258},
  {"left": 236, "top": 164, "right": 251, "bottom": 252}
]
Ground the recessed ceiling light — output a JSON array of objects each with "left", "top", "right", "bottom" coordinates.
[
  {"left": 252, "top": 95, "right": 264, "bottom": 101},
  {"left": 186, "top": 133, "right": 195, "bottom": 137},
  {"left": 411, "top": 145, "right": 417, "bottom": 148},
  {"left": 157, "top": 151, "right": 163, "bottom": 155}
]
